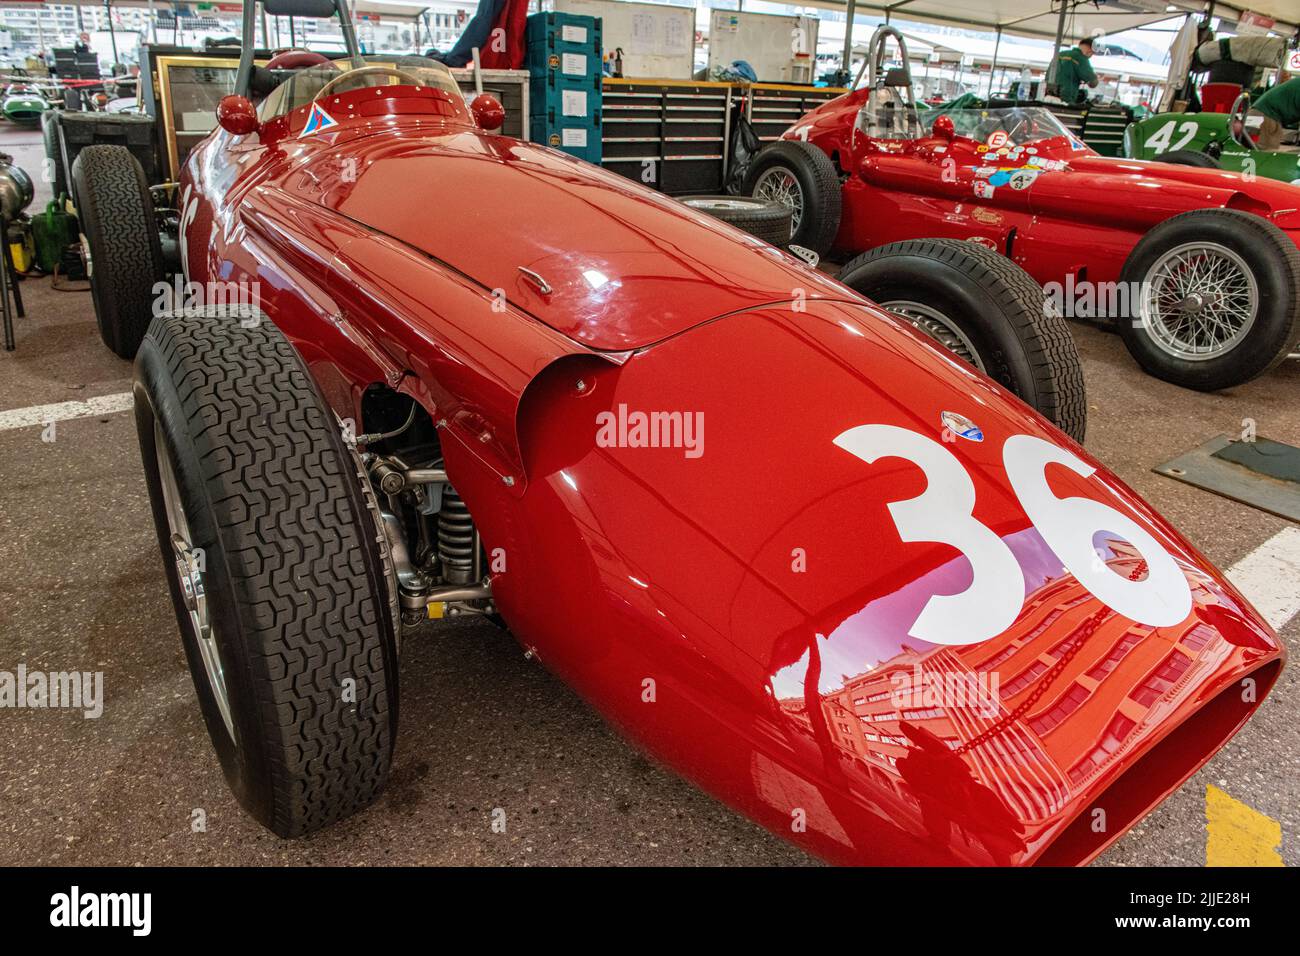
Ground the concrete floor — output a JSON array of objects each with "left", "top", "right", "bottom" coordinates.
[{"left": 0, "top": 123, "right": 1296, "bottom": 867}]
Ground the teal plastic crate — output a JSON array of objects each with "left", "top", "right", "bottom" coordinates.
[
  {"left": 531, "top": 112, "right": 602, "bottom": 165},
  {"left": 526, "top": 11, "right": 602, "bottom": 62},
  {"left": 529, "top": 70, "right": 602, "bottom": 121}
]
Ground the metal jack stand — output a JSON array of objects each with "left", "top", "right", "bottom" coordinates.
[{"left": 0, "top": 215, "right": 23, "bottom": 352}]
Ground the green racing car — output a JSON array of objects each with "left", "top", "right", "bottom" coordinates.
[{"left": 1124, "top": 94, "right": 1300, "bottom": 184}]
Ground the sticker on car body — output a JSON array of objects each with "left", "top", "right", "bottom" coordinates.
[{"left": 300, "top": 102, "right": 340, "bottom": 137}]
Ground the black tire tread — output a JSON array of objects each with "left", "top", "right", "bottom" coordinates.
[
  {"left": 72, "top": 144, "right": 163, "bottom": 359},
  {"left": 744, "top": 140, "right": 842, "bottom": 256},
  {"left": 41, "top": 110, "right": 65, "bottom": 199},
  {"left": 1156, "top": 149, "right": 1219, "bottom": 169},
  {"left": 140, "top": 309, "right": 397, "bottom": 837},
  {"left": 1119, "top": 207, "right": 1300, "bottom": 390},
  {"left": 679, "top": 194, "right": 794, "bottom": 246},
  {"left": 841, "top": 238, "right": 1088, "bottom": 443}
]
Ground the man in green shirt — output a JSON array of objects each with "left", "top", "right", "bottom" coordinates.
[
  {"left": 1248, "top": 75, "right": 1299, "bottom": 150},
  {"left": 1054, "top": 37, "right": 1099, "bottom": 105}
]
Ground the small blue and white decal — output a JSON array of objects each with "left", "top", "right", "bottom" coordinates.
[
  {"left": 941, "top": 410, "right": 984, "bottom": 442},
  {"left": 300, "top": 102, "right": 339, "bottom": 137}
]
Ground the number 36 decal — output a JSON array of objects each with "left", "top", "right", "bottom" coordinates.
[{"left": 834, "top": 424, "right": 1193, "bottom": 646}]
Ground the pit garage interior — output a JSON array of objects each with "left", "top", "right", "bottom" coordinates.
[{"left": 0, "top": 0, "right": 1298, "bottom": 868}]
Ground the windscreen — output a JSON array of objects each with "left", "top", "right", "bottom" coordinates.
[
  {"left": 927, "top": 107, "right": 1074, "bottom": 146},
  {"left": 257, "top": 55, "right": 463, "bottom": 121}
]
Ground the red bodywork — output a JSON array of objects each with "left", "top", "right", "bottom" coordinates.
[
  {"left": 179, "top": 82, "right": 1282, "bottom": 865},
  {"left": 784, "top": 91, "right": 1300, "bottom": 285}
]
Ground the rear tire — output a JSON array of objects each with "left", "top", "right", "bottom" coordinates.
[
  {"left": 678, "top": 194, "right": 794, "bottom": 246},
  {"left": 743, "top": 140, "right": 842, "bottom": 257},
  {"left": 72, "top": 145, "right": 164, "bottom": 360},
  {"left": 134, "top": 307, "right": 400, "bottom": 837},
  {"left": 1157, "top": 149, "right": 1219, "bottom": 169},
  {"left": 41, "top": 110, "right": 65, "bottom": 199},
  {"left": 1119, "top": 208, "right": 1300, "bottom": 391},
  {"left": 839, "top": 238, "right": 1087, "bottom": 443}
]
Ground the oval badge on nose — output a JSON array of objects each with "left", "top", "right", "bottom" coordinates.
[{"left": 941, "top": 410, "right": 984, "bottom": 442}]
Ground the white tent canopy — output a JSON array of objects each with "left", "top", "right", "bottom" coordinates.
[
  {"left": 895, "top": 30, "right": 1169, "bottom": 80},
  {"left": 800, "top": 0, "right": 1297, "bottom": 43}
]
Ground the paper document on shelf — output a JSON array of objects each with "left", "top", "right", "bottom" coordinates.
[
  {"left": 630, "top": 13, "right": 656, "bottom": 56},
  {"left": 664, "top": 17, "right": 689, "bottom": 56},
  {"left": 562, "top": 89, "right": 587, "bottom": 117}
]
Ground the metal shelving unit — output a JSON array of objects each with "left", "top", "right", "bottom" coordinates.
[
  {"left": 601, "top": 79, "right": 733, "bottom": 194},
  {"left": 745, "top": 84, "right": 847, "bottom": 143}
]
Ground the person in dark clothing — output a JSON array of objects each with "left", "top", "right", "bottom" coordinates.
[{"left": 1055, "top": 37, "right": 1099, "bottom": 105}]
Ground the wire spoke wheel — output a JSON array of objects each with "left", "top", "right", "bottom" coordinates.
[
  {"left": 881, "top": 299, "right": 986, "bottom": 372},
  {"left": 1140, "top": 241, "right": 1258, "bottom": 361},
  {"left": 752, "top": 166, "right": 805, "bottom": 232}
]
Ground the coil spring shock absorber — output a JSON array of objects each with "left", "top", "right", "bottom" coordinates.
[{"left": 437, "top": 485, "right": 479, "bottom": 584}]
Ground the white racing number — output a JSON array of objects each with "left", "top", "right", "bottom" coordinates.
[
  {"left": 835, "top": 425, "right": 1193, "bottom": 645},
  {"left": 1003, "top": 434, "right": 1192, "bottom": 627},
  {"left": 1144, "top": 119, "right": 1199, "bottom": 154},
  {"left": 834, "top": 425, "right": 1024, "bottom": 645}
]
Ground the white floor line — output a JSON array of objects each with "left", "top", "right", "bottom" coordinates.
[
  {"left": 0, "top": 392, "right": 134, "bottom": 432},
  {"left": 1226, "top": 526, "right": 1300, "bottom": 632}
]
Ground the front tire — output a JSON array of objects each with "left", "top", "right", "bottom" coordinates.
[
  {"left": 71, "top": 145, "right": 164, "bottom": 360},
  {"left": 134, "top": 307, "right": 400, "bottom": 837},
  {"left": 743, "top": 140, "right": 842, "bottom": 257},
  {"left": 1119, "top": 208, "right": 1300, "bottom": 390},
  {"left": 839, "top": 238, "right": 1087, "bottom": 443}
]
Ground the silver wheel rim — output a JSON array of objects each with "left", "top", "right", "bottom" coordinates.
[
  {"left": 1140, "top": 241, "right": 1258, "bottom": 361},
  {"left": 155, "top": 420, "right": 235, "bottom": 741},
  {"left": 753, "top": 166, "right": 804, "bottom": 232},
  {"left": 684, "top": 197, "right": 766, "bottom": 212},
  {"left": 881, "top": 300, "right": 986, "bottom": 372}
]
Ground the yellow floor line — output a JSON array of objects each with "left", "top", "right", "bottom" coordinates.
[{"left": 1206, "top": 784, "right": 1283, "bottom": 866}]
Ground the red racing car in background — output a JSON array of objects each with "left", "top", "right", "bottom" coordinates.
[
  {"left": 745, "top": 26, "right": 1300, "bottom": 392},
  {"left": 67, "top": 0, "right": 1283, "bottom": 865}
]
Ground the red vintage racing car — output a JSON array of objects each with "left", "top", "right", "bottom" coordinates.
[
  {"left": 746, "top": 27, "right": 1300, "bottom": 392},
  {"left": 71, "top": 1, "right": 1283, "bottom": 865}
]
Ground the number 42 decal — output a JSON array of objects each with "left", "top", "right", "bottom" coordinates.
[{"left": 834, "top": 424, "right": 1193, "bottom": 646}]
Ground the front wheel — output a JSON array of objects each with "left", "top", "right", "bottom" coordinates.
[
  {"left": 134, "top": 307, "right": 400, "bottom": 837},
  {"left": 743, "top": 140, "right": 842, "bottom": 257},
  {"left": 839, "top": 238, "right": 1087, "bottom": 443},
  {"left": 1119, "top": 208, "right": 1300, "bottom": 390}
]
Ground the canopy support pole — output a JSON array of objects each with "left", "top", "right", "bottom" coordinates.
[
  {"left": 104, "top": 1, "right": 119, "bottom": 65},
  {"left": 842, "top": 0, "right": 857, "bottom": 79},
  {"left": 988, "top": 26, "right": 1001, "bottom": 96},
  {"left": 1046, "top": 0, "right": 1069, "bottom": 86}
]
